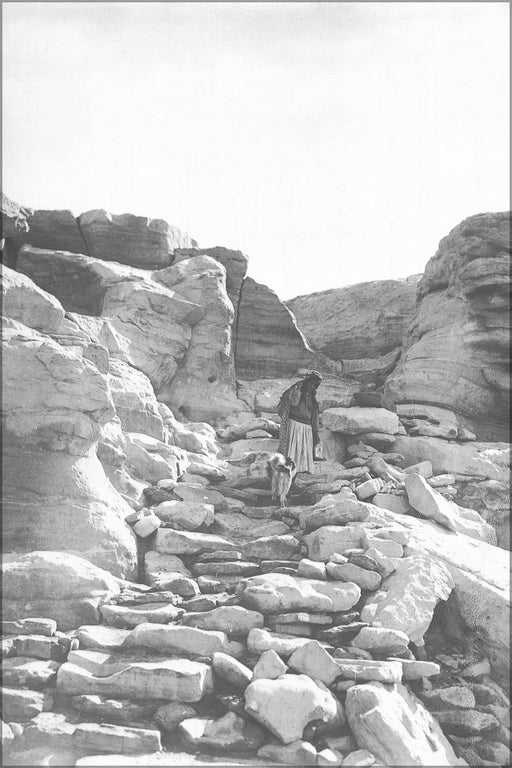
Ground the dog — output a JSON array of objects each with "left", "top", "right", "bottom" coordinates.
[{"left": 267, "top": 453, "right": 297, "bottom": 508}]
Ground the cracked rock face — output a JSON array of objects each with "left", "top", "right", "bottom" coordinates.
[
  {"left": 385, "top": 212, "right": 510, "bottom": 441},
  {"left": 287, "top": 276, "right": 421, "bottom": 387}
]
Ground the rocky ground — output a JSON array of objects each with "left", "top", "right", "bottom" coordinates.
[{"left": 1, "top": 196, "right": 510, "bottom": 766}]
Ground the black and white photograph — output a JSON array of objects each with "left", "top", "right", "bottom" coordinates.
[{"left": 1, "top": 2, "right": 510, "bottom": 766}]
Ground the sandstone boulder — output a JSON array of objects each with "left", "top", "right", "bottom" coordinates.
[
  {"left": 345, "top": 682, "right": 464, "bottom": 765},
  {"left": 244, "top": 674, "right": 338, "bottom": 744},
  {"left": 239, "top": 573, "right": 361, "bottom": 614},
  {"left": 2, "top": 551, "right": 120, "bottom": 630},
  {"left": 179, "top": 711, "right": 266, "bottom": 752}
]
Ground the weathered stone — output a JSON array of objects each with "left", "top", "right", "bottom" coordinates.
[
  {"left": 73, "top": 722, "right": 161, "bottom": 754},
  {"left": 346, "top": 682, "right": 463, "bottom": 765},
  {"left": 432, "top": 709, "right": 499, "bottom": 734},
  {"left": 2, "top": 618, "right": 57, "bottom": 637},
  {"left": 302, "top": 500, "right": 370, "bottom": 532},
  {"left": 326, "top": 563, "right": 381, "bottom": 591},
  {"left": 288, "top": 640, "right": 342, "bottom": 686},
  {"left": 335, "top": 660, "right": 402, "bottom": 683},
  {"left": 258, "top": 739, "right": 318, "bottom": 765},
  {"left": 72, "top": 695, "right": 160, "bottom": 726},
  {"left": 363, "top": 548, "right": 396, "bottom": 579},
  {"left": 13, "top": 635, "right": 65, "bottom": 662},
  {"left": 57, "top": 656, "right": 212, "bottom": 702},
  {"left": 212, "top": 653, "right": 252, "bottom": 691},
  {"left": 78, "top": 625, "right": 131, "bottom": 651},
  {"left": 100, "top": 602, "right": 184, "bottom": 628},
  {"left": 351, "top": 626, "right": 409, "bottom": 654},
  {"left": 154, "top": 702, "right": 196, "bottom": 731},
  {"left": 305, "top": 526, "right": 367, "bottom": 561},
  {"left": 317, "top": 747, "right": 343, "bottom": 766},
  {"left": 239, "top": 573, "right": 361, "bottom": 614},
  {"left": 153, "top": 501, "right": 214, "bottom": 530},
  {"left": 342, "top": 750, "right": 376, "bottom": 767},
  {"left": 147, "top": 573, "right": 199, "bottom": 597},
  {"left": 245, "top": 674, "right": 338, "bottom": 744},
  {"left": 372, "top": 494, "right": 412, "bottom": 515},
  {"left": 365, "top": 537, "right": 403, "bottom": 558},
  {"left": 132, "top": 514, "right": 161, "bottom": 538},
  {"left": 297, "top": 559, "right": 327, "bottom": 580},
  {"left": 252, "top": 649, "right": 288, "bottom": 680},
  {"left": 242, "top": 535, "right": 300, "bottom": 561},
  {"left": 322, "top": 408, "right": 400, "bottom": 436},
  {"left": 155, "top": 528, "right": 236, "bottom": 555},
  {"left": 125, "top": 622, "right": 227, "bottom": 656},
  {"left": 192, "top": 562, "right": 260, "bottom": 577},
  {"left": 460, "top": 658, "right": 492, "bottom": 679},
  {"left": 355, "top": 479, "right": 384, "bottom": 501},
  {"left": 182, "top": 606, "right": 263, "bottom": 635},
  {"left": 361, "top": 553, "right": 454, "bottom": 645},
  {"left": 144, "top": 551, "right": 191, "bottom": 584},
  {"left": 1, "top": 687, "right": 53, "bottom": 722},
  {"left": 2, "top": 658, "right": 60, "bottom": 689},
  {"left": 420, "top": 686, "right": 476, "bottom": 710},
  {"left": 179, "top": 711, "right": 266, "bottom": 752},
  {"left": 394, "top": 659, "right": 440, "bottom": 680},
  {"left": 247, "top": 628, "right": 326, "bottom": 659}
]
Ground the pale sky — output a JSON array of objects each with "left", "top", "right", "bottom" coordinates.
[{"left": 3, "top": 2, "right": 509, "bottom": 299}]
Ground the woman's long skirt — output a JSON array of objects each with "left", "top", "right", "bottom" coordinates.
[{"left": 281, "top": 418, "right": 314, "bottom": 473}]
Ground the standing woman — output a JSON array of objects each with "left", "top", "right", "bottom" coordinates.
[{"left": 276, "top": 371, "right": 323, "bottom": 473}]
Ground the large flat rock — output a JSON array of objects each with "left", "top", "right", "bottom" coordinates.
[{"left": 239, "top": 573, "right": 360, "bottom": 614}]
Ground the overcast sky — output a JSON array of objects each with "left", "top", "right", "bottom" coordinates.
[{"left": 3, "top": 2, "right": 509, "bottom": 299}]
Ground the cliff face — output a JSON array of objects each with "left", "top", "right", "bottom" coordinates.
[
  {"left": 287, "top": 276, "right": 420, "bottom": 386},
  {"left": 385, "top": 213, "right": 510, "bottom": 441}
]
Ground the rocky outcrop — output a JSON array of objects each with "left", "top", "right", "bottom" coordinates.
[
  {"left": 385, "top": 213, "right": 510, "bottom": 441},
  {"left": 287, "top": 276, "right": 420, "bottom": 386},
  {"left": 236, "top": 277, "right": 345, "bottom": 381},
  {"left": 1, "top": 192, "right": 32, "bottom": 238}
]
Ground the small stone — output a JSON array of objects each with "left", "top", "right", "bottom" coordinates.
[
  {"left": 212, "top": 652, "right": 252, "bottom": 691},
  {"left": 327, "top": 563, "right": 381, "bottom": 591},
  {"left": 373, "top": 527, "right": 409, "bottom": 546},
  {"left": 100, "top": 602, "right": 184, "bottom": 628},
  {"left": 198, "top": 550, "right": 244, "bottom": 562},
  {"left": 261, "top": 560, "right": 299, "bottom": 573},
  {"left": 432, "top": 709, "right": 499, "bottom": 734},
  {"left": 73, "top": 722, "right": 161, "bottom": 754},
  {"left": 13, "top": 635, "right": 65, "bottom": 661},
  {"left": 154, "top": 501, "right": 214, "bottom": 530},
  {"left": 1, "top": 687, "right": 53, "bottom": 722},
  {"left": 154, "top": 702, "right": 196, "bottom": 731},
  {"left": 192, "top": 561, "right": 261, "bottom": 577},
  {"left": 403, "top": 461, "right": 433, "bottom": 478},
  {"left": 150, "top": 573, "right": 200, "bottom": 596},
  {"left": 2, "top": 619, "right": 57, "bottom": 637},
  {"left": 243, "top": 535, "right": 300, "bottom": 560},
  {"left": 363, "top": 547, "right": 396, "bottom": 579},
  {"left": 351, "top": 626, "right": 409, "bottom": 654},
  {"left": 342, "top": 749, "right": 376, "bottom": 766},
  {"left": 330, "top": 553, "right": 349, "bottom": 564},
  {"left": 461, "top": 658, "right": 492, "bottom": 679},
  {"left": 197, "top": 576, "right": 225, "bottom": 593},
  {"left": 476, "top": 741, "right": 512, "bottom": 764},
  {"left": 133, "top": 514, "right": 161, "bottom": 538},
  {"left": 334, "top": 659, "right": 402, "bottom": 683},
  {"left": 355, "top": 479, "right": 383, "bottom": 500},
  {"left": 181, "top": 606, "right": 264, "bottom": 635},
  {"left": 325, "top": 734, "right": 356, "bottom": 753},
  {"left": 288, "top": 640, "right": 342, "bottom": 686},
  {"left": 1, "top": 720, "right": 14, "bottom": 751},
  {"left": 252, "top": 650, "right": 287, "bottom": 680},
  {"left": 347, "top": 553, "right": 381, "bottom": 572},
  {"left": 2, "top": 658, "right": 60, "bottom": 689},
  {"left": 372, "top": 494, "right": 411, "bottom": 515},
  {"left": 71, "top": 695, "right": 159, "bottom": 726},
  {"left": 421, "top": 686, "right": 476, "bottom": 709},
  {"left": 258, "top": 739, "right": 318, "bottom": 764},
  {"left": 244, "top": 674, "right": 338, "bottom": 744},
  {"left": 179, "top": 711, "right": 266, "bottom": 751},
  {"left": 391, "top": 659, "right": 440, "bottom": 680},
  {"left": 365, "top": 538, "right": 403, "bottom": 558}
]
